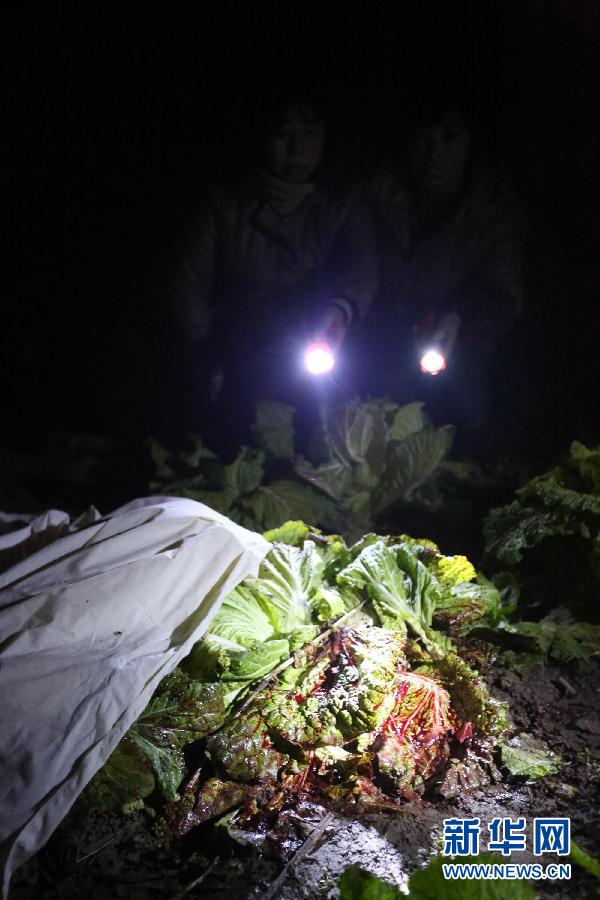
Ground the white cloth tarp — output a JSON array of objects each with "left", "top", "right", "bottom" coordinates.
[
  {"left": 0, "top": 506, "right": 102, "bottom": 573},
  {"left": 0, "top": 497, "right": 269, "bottom": 897}
]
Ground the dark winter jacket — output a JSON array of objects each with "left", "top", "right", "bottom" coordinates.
[
  {"left": 368, "top": 164, "right": 524, "bottom": 342},
  {"left": 174, "top": 174, "right": 378, "bottom": 350}
]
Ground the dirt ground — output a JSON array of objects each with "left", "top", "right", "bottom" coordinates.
[{"left": 10, "top": 654, "right": 599, "bottom": 900}]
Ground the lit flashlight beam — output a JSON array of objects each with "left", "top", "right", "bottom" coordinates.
[
  {"left": 420, "top": 348, "right": 446, "bottom": 375},
  {"left": 304, "top": 342, "right": 335, "bottom": 375}
]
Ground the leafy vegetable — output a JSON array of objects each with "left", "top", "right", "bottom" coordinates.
[
  {"left": 128, "top": 729, "right": 185, "bottom": 803},
  {"left": 339, "top": 854, "right": 537, "bottom": 899},
  {"left": 433, "top": 580, "right": 506, "bottom": 633},
  {"left": 128, "top": 670, "right": 234, "bottom": 800},
  {"left": 499, "top": 733, "right": 561, "bottom": 779},
  {"left": 571, "top": 442, "right": 600, "bottom": 493},
  {"left": 190, "top": 540, "right": 328, "bottom": 687},
  {"left": 309, "top": 586, "right": 347, "bottom": 622},
  {"left": 337, "top": 541, "right": 438, "bottom": 645},
  {"left": 407, "top": 854, "right": 535, "bottom": 898},
  {"left": 238, "top": 479, "right": 341, "bottom": 532},
  {"left": 429, "top": 553, "right": 476, "bottom": 588},
  {"left": 484, "top": 442, "right": 600, "bottom": 615},
  {"left": 253, "top": 541, "right": 321, "bottom": 633},
  {"left": 148, "top": 432, "right": 340, "bottom": 532},
  {"left": 207, "top": 584, "right": 275, "bottom": 648},
  {"left": 163, "top": 778, "right": 250, "bottom": 840},
  {"left": 149, "top": 399, "right": 454, "bottom": 536},
  {"left": 222, "top": 639, "right": 292, "bottom": 682},
  {"left": 374, "top": 424, "right": 454, "bottom": 507},
  {"left": 252, "top": 400, "right": 295, "bottom": 458},
  {"left": 470, "top": 607, "right": 600, "bottom": 664},
  {"left": 79, "top": 740, "right": 155, "bottom": 812},
  {"left": 387, "top": 400, "right": 428, "bottom": 442},
  {"left": 201, "top": 625, "right": 454, "bottom": 802},
  {"left": 262, "top": 520, "right": 315, "bottom": 546},
  {"left": 157, "top": 526, "right": 507, "bottom": 828},
  {"left": 94, "top": 522, "right": 509, "bottom": 835},
  {"left": 569, "top": 840, "right": 600, "bottom": 880},
  {"left": 339, "top": 864, "right": 401, "bottom": 899},
  {"left": 426, "top": 653, "right": 509, "bottom": 739},
  {"left": 296, "top": 400, "right": 454, "bottom": 535}
]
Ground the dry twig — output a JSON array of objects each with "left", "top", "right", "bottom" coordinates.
[
  {"left": 76, "top": 836, "right": 116, "bottom": 865},
  {"left": 169, "top": 855, "right": 220, "bottom": 900},
  {"left": 262, "top": 813, "right": 335, "bottom": 900}
]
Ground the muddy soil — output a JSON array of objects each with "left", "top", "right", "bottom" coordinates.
[{"left": 10, "top": 655, "right": 599, "bottom": 899}]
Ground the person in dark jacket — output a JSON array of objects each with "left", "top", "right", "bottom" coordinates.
[
  {"left": 173, "top": 90, "right": 377, "bottom": 453},
  {"left": 365, "top": 88, "right": 524, "bottom": 438}
]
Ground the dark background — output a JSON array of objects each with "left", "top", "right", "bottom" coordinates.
[{"left": 4, "top": 1, "right": 600, "bottom": 505}]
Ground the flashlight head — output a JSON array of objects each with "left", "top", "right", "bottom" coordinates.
[
  {"left": 304, "top": 342, "right": 335, "bottom": 375},
  {"left": 420, "top": 348, "right": 446, "bottom": 375}
]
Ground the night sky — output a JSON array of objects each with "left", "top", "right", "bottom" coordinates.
[{"left": 4, "top": 2, "right": 600, "bottom": 498}]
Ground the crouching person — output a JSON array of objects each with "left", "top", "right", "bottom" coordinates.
[
  {"left": 365, "top": 80, "right": 524, "bottom": 448},
  {"left": 172, "top": 81, "right": 377, "bottom": 456}
]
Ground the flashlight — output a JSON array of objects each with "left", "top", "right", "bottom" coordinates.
[
  {"left": 304, "top": 341, "right": 335, "bottom": 375},
  {"left": 418, "top": 312, "right": 461, "bottom": 376},
  {"left": 420, "top": 347, "right": 446, "bottom": 375}
]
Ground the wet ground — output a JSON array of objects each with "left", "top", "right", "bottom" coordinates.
[{"left": 11, "top": 656, "right": 599, "bottom": 899}]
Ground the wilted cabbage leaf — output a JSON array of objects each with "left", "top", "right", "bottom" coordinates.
[
  {"left": 425, "top": 653, "right": 509, "bottom": 739},
  {"left": 500, "top": 733, "right": 561, "bottom": 779},
  {"left": 79, "top": 740, "right": 156, "bottom": 812},
  {"left": 128, "top": 671, "right": 235, "bottom": 800},
  {"left": 164, "top": 777, "right": 251, "bottom": 839},
  {"left": 197, "top": 626, "right": 455, "bottom": 818},
  {"left": 433, "top": 580, "right": 505, "bottom": 633}
]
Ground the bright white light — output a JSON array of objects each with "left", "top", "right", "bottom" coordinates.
[
  {"left": 304, "top": 342, "right": 335, "bottom": 375},
  {"left": 420, "top": 348, "right": 446, "bottom": 375}
]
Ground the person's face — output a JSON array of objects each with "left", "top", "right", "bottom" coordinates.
[
  {"left": 265, "top": 104, "right": 325, "bottom": 183},
  {"left": 409, "top": 108, "right": 471, "bottom": 195}
]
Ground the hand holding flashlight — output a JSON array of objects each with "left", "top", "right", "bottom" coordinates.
[
  {"left": 315, "top": 304, "right": 348, "bottom": 353},
  {"left": 304, "top": 303, "right": 348, "bottom": 375},
  {"left": 419, "top": 311, "right": 461, "bottom": 375}
]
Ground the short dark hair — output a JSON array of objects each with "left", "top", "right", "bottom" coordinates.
[
  {"left": 404, "top": 76, "right": 477, "bottom": 135},
  {"left": 257, "top": 77, "right": 328, "bottom": 135}
]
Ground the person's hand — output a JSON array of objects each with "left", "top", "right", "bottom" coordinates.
[
  {"left": 209, "top": 365, "right": 224, "bottom": 404},
  {"left": 431, "top": 312, "right": 462, "bottom": 353},
  {"left": 313, "top": 304, "right": 349, "bottom": 353}
]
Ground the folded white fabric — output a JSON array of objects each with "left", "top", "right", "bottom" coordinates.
[
  {"left": 0, "top": 497, "right": 269, "bottom": 897},
  {"left": 0, "top": 507, "right": 101, "bottom": 573}
]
